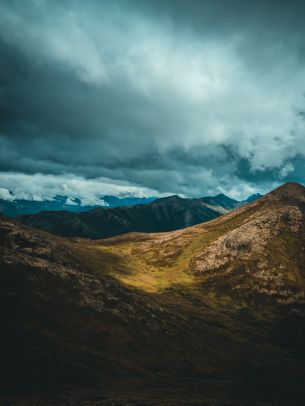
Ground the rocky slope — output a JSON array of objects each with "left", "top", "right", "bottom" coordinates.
[
  {"left": 1, "top": 183, "right": 305, "bottom": 404},
  {"left": 17, "top": 193, "right": 260, "bottom": 239}
]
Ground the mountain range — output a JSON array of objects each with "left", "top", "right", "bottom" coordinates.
[
  {"left": 0, "top": 195, "right": 155, "bottom": 217},
  {"left": 1, "top": 182, "right": 305, "bottom": 404},
  {"left": 17, "top": 193, "right": 261, "bottom": 239}
]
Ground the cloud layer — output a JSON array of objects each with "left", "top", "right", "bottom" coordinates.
[
  {"left": 1, "top": 0, "right": 305, "bottom": 199},
  {"left": 0, "top": 172, "right": 169, "bottom": 205}
]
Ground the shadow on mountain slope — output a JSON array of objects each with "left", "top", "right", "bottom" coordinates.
[{"left": 1, "top": 183, "right": 305, "bottom": 404}]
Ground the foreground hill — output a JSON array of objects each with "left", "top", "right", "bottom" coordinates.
[
  {"left": 1, "top": 183, "right": 305, "bottom": 404},
  {"left": 17, "top": 193, "right": 259, "bottom": 239},
  {"left": 112, "top": 182, "right": 305, "bottom": 305}
]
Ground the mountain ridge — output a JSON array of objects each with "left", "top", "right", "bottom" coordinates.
[
  {"left": 17, "top": 192, "right": 262, "bottom": 239},
  {"left": 0, "top": 192, "right": 262, "bottom": 218},
  {"left": 0, "top": 195, "right": 156, "bottom": 217}
]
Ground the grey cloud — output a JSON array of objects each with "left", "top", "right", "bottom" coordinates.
[{"left": 0, "top": 0, "right": 305, "bottom": 199}]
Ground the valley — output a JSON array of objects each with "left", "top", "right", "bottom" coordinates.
[{"left": 1, "top": 183, "right": 305, "bottom": 404}]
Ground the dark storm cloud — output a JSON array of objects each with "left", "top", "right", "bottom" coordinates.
[{"left": 0, "top": 0, "right": 305, "bottom": 199}]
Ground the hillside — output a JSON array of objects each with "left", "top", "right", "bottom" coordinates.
[
  {"left": 17, "top": 193, "right": 259, "bottom": 239},
  {"left": 1, "top": 183, "right": 305, "bottom": 404},
  {"left": 107, "top": 183, "right": 305, "bottom": 306}
]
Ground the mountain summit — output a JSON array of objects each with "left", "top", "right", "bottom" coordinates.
[
  {"left": 264, "top": 181, "right": 305, "bottom": 201},
  {"left": 200, "top": 193, "right": 240, "bottom": 210}
]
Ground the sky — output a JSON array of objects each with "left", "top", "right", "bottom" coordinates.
[{"left": 1, "top": 0, "right": 305, "bottom": 201}]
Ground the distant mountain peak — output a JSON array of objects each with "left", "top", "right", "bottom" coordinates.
[
  {"left": 200, "top": 193, "right": 239, "bottom": 210},
  {"left": 153, "top": 195, "right": 182, "bottom": 203},
  {"left": 214, "top": 193, "right": 237, "bottom": 201},
  {"left": 215, "top": 193, "right": 231, "bottom": 198},
  {"left": 244, "top": 193, "right": 262, "bottom": 203}
]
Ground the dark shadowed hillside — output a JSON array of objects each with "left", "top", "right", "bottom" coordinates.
[
  {"left": 17, "top": 193, "right": 259, "bottom": 239},
  {"left": 1, "top": 183, "right": 305, "bottom": 404},
  {"left": 17, "top": 195, "right": 224, "bottom": 239}
]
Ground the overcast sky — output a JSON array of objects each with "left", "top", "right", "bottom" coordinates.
[{"left": 1, "top": 0, "right": 305, "bottom": 201}]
